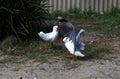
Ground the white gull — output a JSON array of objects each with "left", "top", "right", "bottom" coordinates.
[{"left": 38, "top": 25, "right": 59, "bottom": 42}]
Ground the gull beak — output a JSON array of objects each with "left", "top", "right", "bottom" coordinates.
[{"left": 56, "top": 28, "right": 58, "bottom": 31}]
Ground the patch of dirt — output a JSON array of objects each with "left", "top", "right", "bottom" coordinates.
[{"left": 0, "top": 59, "right": 120, "bottom": 79}]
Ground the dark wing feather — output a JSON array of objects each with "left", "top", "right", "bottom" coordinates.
[{"left": 58, "top": 21, "right": 76, "bottom": 52}]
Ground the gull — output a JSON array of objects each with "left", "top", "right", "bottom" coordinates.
[
  {"left": 63, "top": 29, "right": 85, "bottom": 57},
  {"left": 55, "top": 16, "right": 76, "bottom": 52},
  {"left": 38, "top": 25, "right": 59, "bottom": 42},
  {"left": 56, "top": 17, "right": 85, "bottom": 57}
]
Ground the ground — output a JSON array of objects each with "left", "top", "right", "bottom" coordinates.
[{"left": 0, "top": 19, "right": 120, "bottom": 79}]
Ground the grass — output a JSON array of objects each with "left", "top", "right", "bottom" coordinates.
[
  {"left": 0, "top": 56, "right": 16, "bottom": 64},
  {"left": 0, "top": 38, "right": 112, "bottom": 64},
  {"left": 85, "top": 14, "right": 120, "bottom": 37},
  {"left": 1, "top": 40, "right": 66, "bottom": 64},
  {"left": 86, "top": 47, "right": 110, "bottom": 59},
  {"left": 0, "top": 37, "right": 111, "bottom": 64}
]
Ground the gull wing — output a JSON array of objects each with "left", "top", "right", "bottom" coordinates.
[{"left": 64, "top": 37, "right": 75, "bottom": 55}]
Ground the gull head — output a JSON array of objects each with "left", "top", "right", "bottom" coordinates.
[
  {"left": 57, "top": 16, "right": 63, "bottom": 20},
  {"left": 38, "top": 31, "right": 43, "bottom": 36},
  {"left": 53, "top": 25, "right": 58, "bottom": 31}
]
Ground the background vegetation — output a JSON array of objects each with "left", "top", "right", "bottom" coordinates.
[{"left": 0, "top": 0, "right": 49, "bottom": 41}]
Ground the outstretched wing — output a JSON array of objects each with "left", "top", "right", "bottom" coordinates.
[
  {"left": 76, "top": 29, "right": 85, "bottom": 43},
  {"left": 76, "top": 29, "right": 85, "bottom": 50}
]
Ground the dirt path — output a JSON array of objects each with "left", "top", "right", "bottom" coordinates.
[{"left": 0, "top": 58, "right": 120, "bottom": 79}]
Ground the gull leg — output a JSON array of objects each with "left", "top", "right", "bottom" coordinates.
[{"left": 44, "top": 42, "right": 50, "bottom": 53}]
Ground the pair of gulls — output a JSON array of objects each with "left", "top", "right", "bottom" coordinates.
[{"left": 38, "top": 17, "right": 85, "bottom": 57}]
